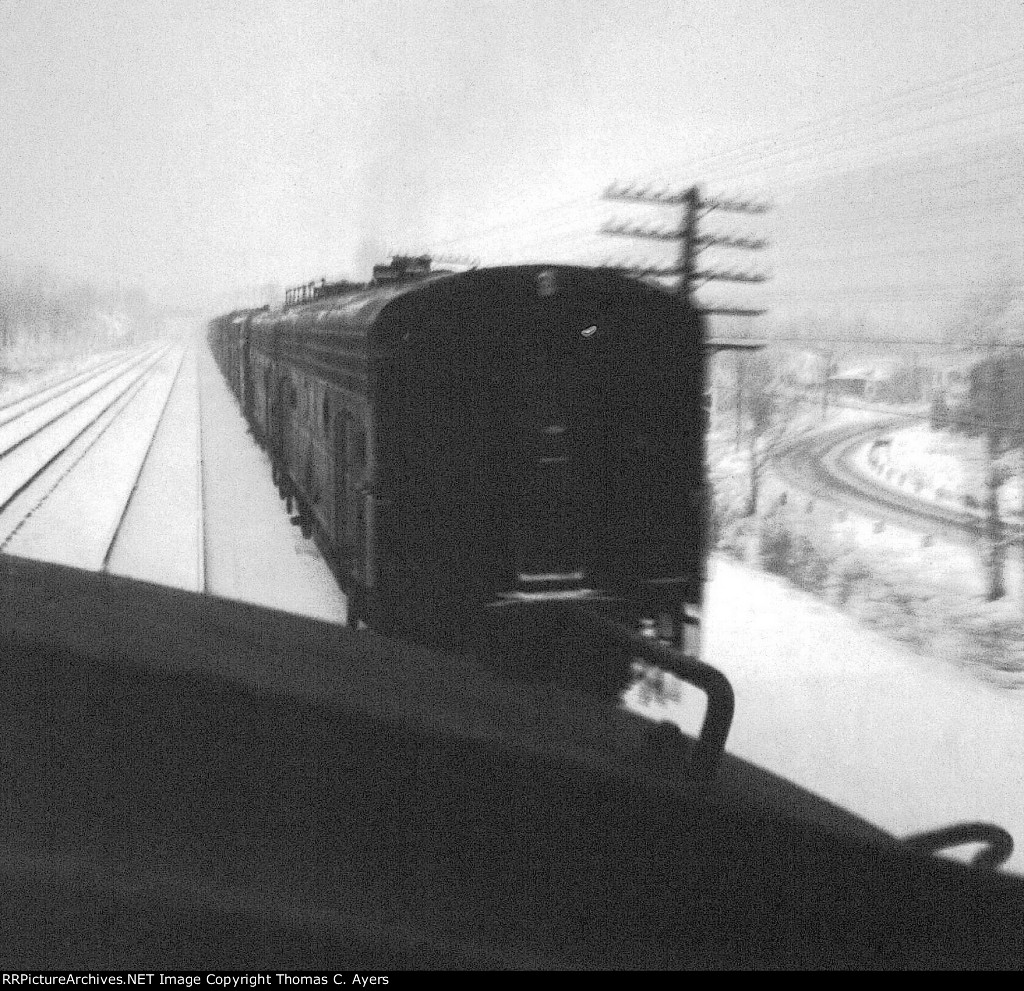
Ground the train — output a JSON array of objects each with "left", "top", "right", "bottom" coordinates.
[{"left": 208, "top": 257, "right": 708, "bottom": 652}]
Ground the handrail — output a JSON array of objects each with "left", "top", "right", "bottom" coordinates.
[
  {"left": 578, "top": 609, "right": 735, "bottom": 780},
  {"left": 904, "top": 822, "right": 1014, "bottom": 871}
]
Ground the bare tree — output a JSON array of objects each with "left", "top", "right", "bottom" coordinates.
[
  {"left": 945, "top": 271, "right": 1024, "bottom": 602},
  {"left": 740, "top": 349, "right": 806, "bottom": 517}
]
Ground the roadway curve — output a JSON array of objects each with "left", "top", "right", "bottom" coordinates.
[{"left": 772, "top": 417, "right": 1009, "bottom": 545}]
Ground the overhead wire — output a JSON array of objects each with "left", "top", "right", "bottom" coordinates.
[
  {"left": 710, "top": 380, "right": 1024, "bottom": 439},
  {"left": 424, "top": 50, "right": 1024, "bottom": 327},
  {"left": 628, "top": 50, "right": 1024, "bottom": 186}
]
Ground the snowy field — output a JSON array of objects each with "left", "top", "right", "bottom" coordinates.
[{"left": 632, "top": 555, "right": 1024, "bottom": 875}]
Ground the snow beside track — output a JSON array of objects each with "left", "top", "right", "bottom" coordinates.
[
  {"left": 106, "top": 343, "right": 204, "bottom": 590},
  {"left": 197, "top": 333, "right": 347, "bottom": 623},
  {"left": 6, "top": 348, "right": 183, "bottom": 569},
  {"left": 632, "top": 556, "right": 1024, "bottom": 873}
]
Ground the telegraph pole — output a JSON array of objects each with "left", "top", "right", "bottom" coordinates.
[
  {"left": 679, "top": 185, "right": 701, "bottom": 302},
  {"left": 600, "top": 182, "right": 770, "bottom": 313},
  {"left": 601, "top": 180, "right": 771, "bottom": 447},
  {"left": 600, "top": 182, "right": 772, "bottom": 653}
]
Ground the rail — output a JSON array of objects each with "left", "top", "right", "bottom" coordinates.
[{"left": 578, "top": 609, "right": 735, "bottom": 780}]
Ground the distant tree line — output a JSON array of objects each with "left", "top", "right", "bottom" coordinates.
[{"left": 0, "top": 260, "right": 162, "bottom": 362}]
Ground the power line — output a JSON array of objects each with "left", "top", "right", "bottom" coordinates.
[
  {"left": 710, "top": 382, "right": 1024, "bottom": 439},
  {"left": 629, "top": 50, "right": 1024, "bottom": 187},
  {"left": 431, "top": 56, "right": 1024, "bottom": 257},
  {"left": 726, "top": 333, "right": 1024, "bottom": 348}
]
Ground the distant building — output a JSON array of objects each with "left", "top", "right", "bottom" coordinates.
[
  {"left": 828, "top": 365, "right": 885, "bottom": 400},
  {"left": 827, "top": 358, "right": 928, "bottom": 403}
]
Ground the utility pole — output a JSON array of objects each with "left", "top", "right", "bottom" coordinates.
[
  {"left": 600, "top": 182, "right": 770, "bottom": 313},
  {"left": 601, "top": 181, "right": 772, "bottom": 453},
  {"left": 598, "top": 182, "right": 771, "bottom": 653}
]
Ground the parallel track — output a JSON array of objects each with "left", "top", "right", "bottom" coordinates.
[
  {"left": 773, "top": 417, "right": 1017, "bottom": 545},
  {"left": 0, "top": 344, "right": 206, "bottom": 592},
  {"left": 0, "top": 346, "right": 171, "bottom": 540}
]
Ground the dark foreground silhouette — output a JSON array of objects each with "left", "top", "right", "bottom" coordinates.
[{"left": 2, "top": 554, "right": 1023, "bottom": 969}]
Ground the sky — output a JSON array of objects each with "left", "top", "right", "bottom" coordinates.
[{"left": 1, "top": 0, "right": 1022, "bottom": 325}]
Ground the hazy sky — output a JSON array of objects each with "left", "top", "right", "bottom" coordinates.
[{"left": 1, "top": 0, "right": 1022, "bottom": 322}]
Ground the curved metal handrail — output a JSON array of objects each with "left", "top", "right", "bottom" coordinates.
[
  {"left": 904, "top": 822, "right": 1015, "bottom": 871},
  {"left": 579, "top": 609, "right": 735, "bottom": 780}
]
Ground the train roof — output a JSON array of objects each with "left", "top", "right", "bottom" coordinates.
[{"left": 248, "top": 264, "right": 699, "bottom": 342}]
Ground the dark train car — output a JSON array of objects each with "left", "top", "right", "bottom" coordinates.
[
  {"left": 211, "top": 265, "right": 707, "bottom": 647},
  {"left": 208, "top": 306, "right": 265, "bottom": 408}
]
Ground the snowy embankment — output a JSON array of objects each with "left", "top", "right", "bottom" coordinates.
[
  {"left": 631, "top": 555, "right": 1024, "bottom": 874},
  {"left": 711, "top": 407, "right": 1024, "bottom": 688},
  {"left": 854, "top": 422, "right": 1023, "bottom": 522},
  {"left": 106, "top": 343, "right": 204, "bottom": 590}
]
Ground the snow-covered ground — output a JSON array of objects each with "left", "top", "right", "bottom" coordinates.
[
  {"left": 855, "top": 423, "right": 1023, "bottom": 521},
  {"left": 0, "top": 349, "right": 119, "bottom": 408},
  {"left": 711, "top": 402, "right": 1024, "bottom": 683},
  {"left": 106, "top": 343, "right": 203, "bottom": 589},
  {"left": 196, "top": 331, "right": 347, "bottom": 623},
  {"left": 631, "top": 555, "right": 1024, "bottom": 874},
  {"left": 6, "top": 347, "right": 183, "bottom": 569}
]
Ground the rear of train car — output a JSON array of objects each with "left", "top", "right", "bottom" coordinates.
[{"left": 211, "top": 265, "right": 707, "bottom": 648}]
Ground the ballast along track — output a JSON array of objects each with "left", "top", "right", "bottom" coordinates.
[
  {"left": 773, "top": 417, "right": 1018, "bottom": 544},
  {"left": 0, "top": 344, "right": 170, "bottom": 537},
  {"left": 0, "top": 343, "right": 206, "bottom": 595}
]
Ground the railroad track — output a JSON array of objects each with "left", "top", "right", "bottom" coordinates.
[
  {"left": 773, "top": 417, "right": 1016, "bottom": 545},
  {"left": 0, "top": 345, "right": 169, "bottom": 537},
  {"left": 0, "top": 342, "right": 207, "bottom": 593},
  {"left": 0, "top": 348, "right": 144, "bottom": 425}
]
